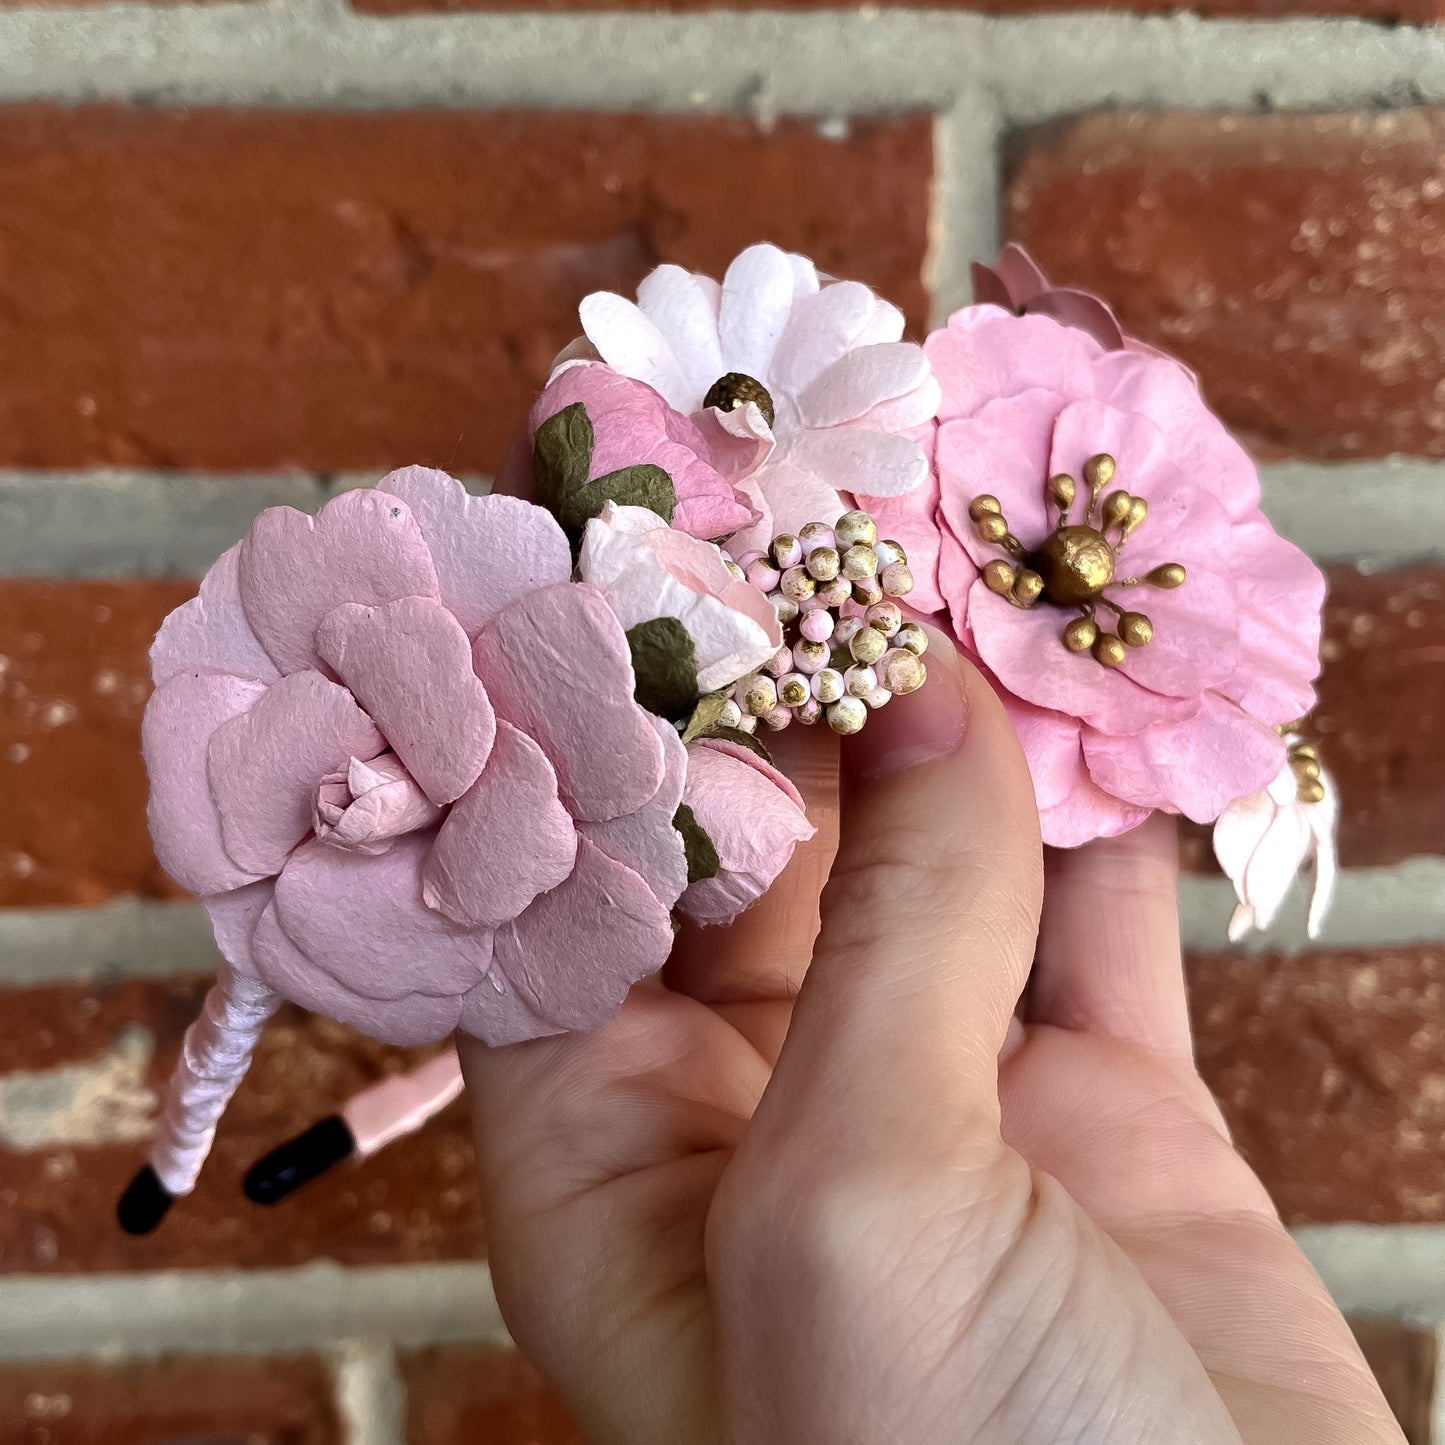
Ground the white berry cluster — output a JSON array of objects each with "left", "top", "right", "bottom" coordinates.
[{"left": 720, "top": 510, "right": 927, "bottom": 736}]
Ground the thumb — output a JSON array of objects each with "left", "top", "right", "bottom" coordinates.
[{"left": 750, "top": 629, "right": 1043, "bottom": 1153}]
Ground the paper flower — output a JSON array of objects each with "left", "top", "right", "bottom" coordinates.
[
  {"left": 677, "top": 736, "right": 815, "bottom": 925},
  {"left": 571, "top": 242, "right": 940, "bottom": 554},
  {"left": 531, "top": 362, "right": 757, "bottom": 541},
  {"left": 143, "top": 465, "right": 686, "bottom": 1050},
  {"left": 578, "top": 502, "right": 781, "bottom": 693},
  {"left": 970, "top": 243, "right": 1178, "bottom": 367},
  {"left": 901, "top": 305, "right": 1324, "bottom": 846},
  {"left": 1214, "top": 734, "right": 1338, "bottom": 942}
]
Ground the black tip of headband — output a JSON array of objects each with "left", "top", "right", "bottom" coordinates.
[
  {"left": 243, "top": 1115, "right": 356, "bottom": 1205},
  {"left": 117, "top": 1164, "right": 175, "bottom": 1236}
]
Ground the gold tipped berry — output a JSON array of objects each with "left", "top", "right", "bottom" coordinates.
[
  {"left": 1063, "top": 616, "right": 1098, "bottom": 652},
  {"left": 1013, "top": 568, "right": 1044, "bottom": 605},
  {"left": 977, "top": 514, "right": 1010, "bottom": 544},
  {"left": 968, "top": 494, "right": 1002, "bottom": 521},
  {"left": 1101, "top": 490, "right": 1132, "bottom": 530},
  {"left": 1048, "top": 473, "right": 1077, "bottom": 511},
  {"left": 1092, "top": 634, "right": 1127, "bottom": 668},
  {"left": 1118, "top": 611, "right": 1154, "bottom": 648},
  {"left": 984, "top": 559, "right": 1017, "bottom": 596},
  {"left": 1083, "top": 453, "right": 1116, "bottom": 491},
  {"left": 1297, "top": 777, "right": 1327, "bottom": 805},
  {"left": 834, "top": 510, "right": 878, "bottom": 549},
  {"left": 1146, "top": 563, "right": 1187, "bottom": 590},
  {"left": 1123, "top": 497, "right": 1149, "bottom": 537}
]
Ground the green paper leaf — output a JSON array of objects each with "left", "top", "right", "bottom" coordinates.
[
  {"left": 673, "top": 803, "right": 721, "bottom": 885},
  {"left": 626, "top": 616, "right": 699, "bottom": 721},
  {"left": 681, "top": 690, "right": 731, "bottom": 744},
  {"left": 532, "top": 403, "right": 595, "bottom": 514},
  {"left": 559, "top": 463, "right": 677, "bottom": 535},
  {"left": 697, "top": 724, "right": 773, "bottom": 764}
]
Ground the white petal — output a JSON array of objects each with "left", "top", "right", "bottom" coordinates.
[
  {"left": 1241, "top": 806, "right": 1314, "bottom": 931},
  {"left": 1212, "top": 788, "right": 1277, "bottom": 885},
  {"left": 637, "top": 265, "right": 724, "bottom": 403},
  {"left": 799, "top": 342, "right": 934, "bottom": 429},
  {"left": 1306, "top": 770, "right": 1340, "bottom": 937},
  {"left": 579, "top": 292, "right": 692, "bottom": 409},
  {"left": 857, "top": 296, "right": 906, "bottom": 346},
  {"left": 769, "top": 282, "right": 880, "bottom": 400},
  {"left": 719, "top": 244, "right": 798, "bottom": 383},
  {"left": 780, "top": 427, "right": 929, "bottom": 500}
]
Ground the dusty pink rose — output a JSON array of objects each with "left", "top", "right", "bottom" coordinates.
[
  {"left": 676, "top": 737, "right": 815, "bottom": 925},
  {"left": 970, "top": 244, "right": 1180, "bottom": 369},
  {"left": 530, "top": 361, "right": 757, "bottom": 541},
  {"left": 891, "top": 305, "right": 1324, "bottom": 847},
  {"left": 143, "top": 466, "right": 687, "bottom": 1047}
]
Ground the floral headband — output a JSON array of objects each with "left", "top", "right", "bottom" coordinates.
[{"left": 117, "top": 242, "right": 1334, "bottom": 1233}]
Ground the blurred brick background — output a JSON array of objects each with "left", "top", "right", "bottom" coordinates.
[{"left": 0, "top": 0, "right": 1443, "bottom": 1439}]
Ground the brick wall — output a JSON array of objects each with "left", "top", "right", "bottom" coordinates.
[{"left": 0, "top": 2, "right": 1443, "bottom": 1441}]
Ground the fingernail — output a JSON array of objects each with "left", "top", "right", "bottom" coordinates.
[{"left": 850, "top": 624, "right": 969, "bottom": 782}]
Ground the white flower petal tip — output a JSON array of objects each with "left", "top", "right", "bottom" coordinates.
[
  {"left": 1212, "top": 732, "right": 1339, "bottom": 943},
  {"left": 567, "top": 245, "right": 938, "bottom": 549}
]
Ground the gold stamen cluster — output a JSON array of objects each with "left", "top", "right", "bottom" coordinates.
[
  {"left": 1280, "top": 727, "right": 1327, "bottom": 805},
  {"left": 968, "top": 452, "right": 1187, "bottom": 668}
]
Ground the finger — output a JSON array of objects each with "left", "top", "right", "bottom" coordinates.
[
  {"left": 752, "top": 632, "right": 1045, "bottom": 1151},
  {"left": 1029, "top": 813, "right": 1193, "bottom": 1062},
  {"left": 664, "top": 724, "right": 840, "bottom": 1007}
]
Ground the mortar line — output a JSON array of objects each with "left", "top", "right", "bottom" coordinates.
[
  {"left": 0, "top": 1262, "right": 509, "bottom": 1360},
  {"left": 332, "top": 1338, "right": 409, "bottom": 1445},
  {"left": 1, "top": 7, "right": 1444, "bottom": 115}
]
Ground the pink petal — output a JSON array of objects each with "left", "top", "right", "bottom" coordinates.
[
  {"left": 1039, "top": 777, "right": 1151, "bottom": 848},
  {"left": 472, "top": 582, "right": 664, "bottom": 823},
  {"left": 1107, "top": 561, "right": 1239, "bottom": 700},
  {"left": 969, "top": 582, "right": 1200, "bottom": 735},
  {"left": 800, "top": 343, "right": 933, "bottom": 430},
  {"left": 935, "top": 392, "right": 1062, "bottom": 564},
  {"left": 676, "top": 737, "right": 815, "bottom": 926},
  {"left": 252, "top": 899, "right": 464, "bottom": 1047},
  {"left": 239, "top": 490, "right": 439, "bottom": 676},
  {"left": 997, "top": 692, "right": 1085, "bottom": 811},
  {"left": 203, "top": 878, "right": 276, "bottom": 973},
  {"left": 423, "top": 720, "right": 578, "bottom": 929},
  {"left": 1028, "top": 290, "right": 1127, "bottom": 352},
  {"left": 1218, "top": 514, "right": 1325, "bottom": 725},
  {"left": 857, "top": 448, "right": 945, "bottom": 616},
  {"left": 936, "top": 526, "right": 980, "bottom": 635},
  {"left": 317, "top": 596, "right": 496, "bottom": 806},
  {"left": 151, "top": 546, "right": 280, "bottom": 687},
  {"left": 314, "top": 753, "right": 443, "bottom": 854},
  {"left": 1092, "top": 351, "right": 1260, "bottom": 519},
  {"left": 636, "top": 265, "right": 724, "bottom": 400},
  {"left": 1046, "top": 400, "right": 1171, "bottom": 504},
  {"left": 994, "top": 243, "right": 1050, "bottom": 303},
  {"left": 1082, "top": 692, "right": 1287, "bottom": 824},
  {"left": 579, "top": 714, "right": 689, "bottom": 910},
  {"left": 926, "top": 308, "right": 1100, "bottom": 423},
  {"left": 719, "top": 243, "right": 797, "bottom": 383},
  {"left": 746, "top": 452, "right": 849, "bottom": 547},
  {"left": 271, "top": 832, "right": 492, "bottom": 1000},
  {"left": 378, "top": 468, "right": 571, "bottom": 638},
  {"left": 459, "top": 836, "right": 673, "bottom": 1045},
  {"left": 143, "top": 671, "right": 271, "bottom": 895},
  {"left": 207, "top": 669, "right": 385, "bottom": 876},
  {"left": 579, "top": 291, "right": 692, "bottom": 410}
]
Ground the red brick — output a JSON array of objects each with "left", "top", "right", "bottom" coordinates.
[
  {"left": 0, "top": 977, "right": 480, "bottom": 1272},
  {"left": 356, "top": 0, "right": 1444, "bottom": 18},
  {"left": 1318, "top": 565, "right": 1445, "bottom": 866},
  {"left": 0, "top": 580, "right": 193, "bottom": 907},
  {"left": 1007, "top": 110, "right": 1445, "bottom": 460},
  {"left": 1350, "top": 1318, "right": 1438, "bottom": 1445},
  {"left": 1189, "top": 945, "right": 1445, "bottom": 1223},
  {"left": 0, "top": 107, "right": 930, "bottom": 474},
  {"left": 0, "top": 1353, "right": 339, "bottom": 1445},
  {"left": 402, "top": 1345, "right": 581, "bottom": 1445}
]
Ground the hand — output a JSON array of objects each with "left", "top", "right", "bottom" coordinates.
[{"left": 460, "top": 632, "right": 1403, "bottom": 1445}]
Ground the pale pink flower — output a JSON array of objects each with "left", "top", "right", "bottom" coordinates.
[
  {"left": 143, "top": 465, "right": 686, "bottom": 1048},
  {"left": 677, "top": 737, "right": 815, "bottom": 925},
  {"left": 571, "top": 242, "right": 940, "bottom": 553},
  {"left": 1213, "top": 741, "right": 1338, "bottom": 942},
  {"left": 529, "top": 361, "right": 757, "bottom": 541},
  {"left": 578, "top": 502, "right": 782, "bottom": 693},
  {"left": 891, "top": 304, "right": 1325, "bottom": 847}
]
